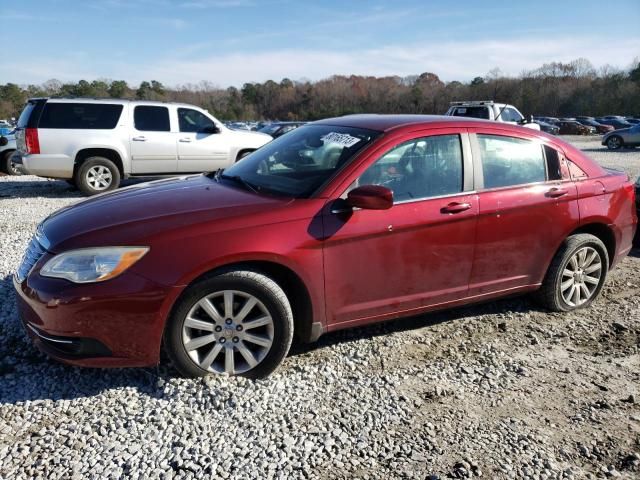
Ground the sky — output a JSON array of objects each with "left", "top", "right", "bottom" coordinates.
[{"left": 1, "top": 0, "right": 639, "bottom": 88}]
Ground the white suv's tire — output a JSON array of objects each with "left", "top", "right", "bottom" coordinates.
[{"left": 75, "top": 157, "right": 121, "bottom": 196}]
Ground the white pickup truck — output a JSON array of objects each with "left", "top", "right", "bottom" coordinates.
[
  {"left": 445, "top": 101, "right": 540, "bottom": 130},
  {"left": 14, "top": 98, "right": 272, "bottom": 195}
]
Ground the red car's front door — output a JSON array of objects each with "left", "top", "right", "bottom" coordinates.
[{"left": 321, "top": 132, "right": 478, "bottom": 330}]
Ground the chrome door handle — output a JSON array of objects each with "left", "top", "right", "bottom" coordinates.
[
  {"left": 179, "top": 138, "right": 192, "bottom": 143},
  {"left": 440, "top": 202, "right": 471, "bottom": 214},
  {"left": 132, "top": 136, "right": 147, "bottom": 141},
  {"left": 546, "top": 187, "right": 568, "bottom": 198}
]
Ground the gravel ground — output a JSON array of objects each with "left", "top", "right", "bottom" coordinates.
[{"left": 0, "top": 136, "right": 639, "bottom": 479}]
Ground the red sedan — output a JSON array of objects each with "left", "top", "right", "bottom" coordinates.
[{"left": 14, "top": 115, "right": 637, "bottom": 378}]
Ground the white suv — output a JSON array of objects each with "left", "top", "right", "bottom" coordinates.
[
  {"left": 444, "top": 100, "right": 540, "bottom": 130},
  {"left": 14, "top": 98, "right": 272, "bottom": 195}
]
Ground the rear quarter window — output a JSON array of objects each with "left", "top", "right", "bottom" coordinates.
[{"left": 38, "top": 103, "right": 123, "bottom": 129}]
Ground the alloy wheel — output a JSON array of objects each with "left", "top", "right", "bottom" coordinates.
[
  {"left": 607, "top": 137, "right": 621, "bottom": 149},
  {"left": 560, "top": 246, "right": 602, "bottom": 307},
  {"left": 86, "top": 165, "right": 113, "bottom": 191},
  {"left": 181, "top": 290, "right": 275, "bottom": 374}
]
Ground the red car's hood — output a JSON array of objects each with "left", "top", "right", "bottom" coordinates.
[{"left": 42, "top": 175, "right": 293, "bottom": 252}]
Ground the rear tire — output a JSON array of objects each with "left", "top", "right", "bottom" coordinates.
[
  {"left": 164, "top": 270, "right": 294, "bottom": 379},
  {"left": 1, "top": 150, "right": 21, "bottom": 175},
  {"left": 75, "top": 157, "right": 121, "bottom": 196},
  {"left": 534, "top": 234, "right": 608, "bottom": 312}
]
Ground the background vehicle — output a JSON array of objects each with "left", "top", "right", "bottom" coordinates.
[
  {"left": 576, "top": 118, "right": 614, "bottom": 134},
  {"left": 445, "top": 101, "right": 541, "bottom": 130},
  {"left": 14, "top": 115, "right": 636, "bottom": 378},
  {"left": 14, "top": 98, "right": 272, "bottom": 195},
  {"left": 533, "top": 120, "right": 560, "bottom": 135},
  {"left": 602, "top": 124, "right": 640, "bottom": 150},
  {"left": 556, "top": 120, "right": 596, "bottom": 135},
  {"left": 625, "top": 118, "right": 640, "bottom": 125},
  {"left": 596, "top": 118, "right": 633, "bottom": 130},
  {"left": 0, "top": 133, "right": 20, "bottom": 175},
  {"left": 257, "top": 121, "right": 306, "bottom": 138}
]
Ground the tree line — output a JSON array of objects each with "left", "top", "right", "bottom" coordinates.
[{"left": 1, "top": 58, "right": 639, "bottom": 122}]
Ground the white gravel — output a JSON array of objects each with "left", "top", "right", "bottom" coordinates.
[{"left": 0, "top": 136, "right": 639, "bottom": 479}]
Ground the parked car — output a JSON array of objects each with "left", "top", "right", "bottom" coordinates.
[
  {"left": 602, "top": 124, "right": 640, "bottom": 150},
  {"left": 556, "top": 121, "right": 596, "bottom": 135},
  {"left": 445, "top": 101, "right": 540, "bottom": 130},
  {"left": 13, "top": 98, "right": 272, "bottom": 195},
  {"left": 596, "top": 118, "right": 633, "bottom": 130},
  {"left": 534, "top": 120, "right": 560, "bottom": 135},
  {"left": 534, "top": 116, "right": 560, "bottom": 125},
  {"left": 0, "top": 133, "right": 20, "bottom": 175},
  {"left": 575, "top": 119, "right": 614, "bottom": 134},
  {"left": 14, "top": 115, "right": 637, "bottom": 378},
  {"left": 257, "top": 121, "right": 307, "bottom": 138}
]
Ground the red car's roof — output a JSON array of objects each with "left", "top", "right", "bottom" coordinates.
[{"left": 314, "top": 114, "right": 506, "bottom": 132}]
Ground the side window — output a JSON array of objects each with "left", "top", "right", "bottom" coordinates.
[
  {"left": 178, "top": 108, "right": 215, "bottom": 133},
  {"left": 354, "top": 134, "right": 463, "bottom": 202},
  {"left": 544, "top": 145, "right": 570, "bottom": 180},
  {"left": 38, "top": 103, "right": 123, "bottom": 129},
  {"left": 478, "top": 134, "right": 546, "bottom": 189},
  {"left": 134, "top": 106, "right": 170, "bottom": 132},
  {"left": 500, "top": 107, "right": 523, "bottom": 123}
]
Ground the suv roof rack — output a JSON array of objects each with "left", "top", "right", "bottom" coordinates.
[{"left": 449, "top": 100, "right": 495, "bottom": 106}]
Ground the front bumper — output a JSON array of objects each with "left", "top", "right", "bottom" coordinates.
[{"left": 13, "top": 269, "right": 183, "bottom": 368}]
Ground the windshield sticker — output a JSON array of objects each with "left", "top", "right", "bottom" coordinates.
[{"left": 321, "top": 132, "right": 362, "bottom": 148}]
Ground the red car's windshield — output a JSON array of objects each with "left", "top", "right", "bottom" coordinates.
[{"left": 220, "top": 124, "right": 380, "bottom": 198}]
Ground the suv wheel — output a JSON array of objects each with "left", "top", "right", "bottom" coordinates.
[
  {"left": 76, "top": 157, "right": 121, "bottom": 195},
  {"left": 606, "top": 136, "right": 622, "bottom": 150},
  {"left": 164, "top": 271, "right": 294, "bottom": 378},
  {"left": 1, "top": 150, "right": 21, "bottom": 176},
  {"left": 534, "top": 234, "right": 608, "bottom": 312}
]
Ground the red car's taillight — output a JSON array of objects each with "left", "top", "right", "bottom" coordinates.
[{"left": 25, "top": 128, "right": 40, "bottom": 154}]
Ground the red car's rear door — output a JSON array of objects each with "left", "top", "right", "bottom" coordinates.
[
  {"left": 467, "top": 129, "right": 579, "bottom": 296},
  {"left": 321, "top": 131, "right": 478, "bottom": 330}
]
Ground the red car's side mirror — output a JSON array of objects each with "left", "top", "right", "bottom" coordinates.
[{"left": 347, "top": 185, "right": 393, "bottom": 210}]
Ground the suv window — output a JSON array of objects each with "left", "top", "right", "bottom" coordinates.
[
  {"left": 354, "top": 134, "right": 463, "bottom": 202},
  {"left": 499, "top": 107, "right": 523, "bottom": 123},
  {"left": 178, "top": 108, "right": 215, "bottom": 133},
  {"left": 478, "top": 134, "right": 546, "bottom": 189},
  {"left": 38, "top": 103, "right": 123, "bottom": 129},
  {"left": 17, "top": 101, "right": 38, "bottom": 128},
  {"left": 451, "top": 106, "right": 490, "bottom": 119},
  {"left": 134, "top": 106, "right": 170, "bottom": 132}
]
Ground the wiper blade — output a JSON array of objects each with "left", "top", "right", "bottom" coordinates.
[{"left": 219, "top": 173, "right": 259, "bottom": 194}]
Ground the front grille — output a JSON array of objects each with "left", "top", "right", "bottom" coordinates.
[{"left": 15, "top": 236, "right": 46, "bottom": 283}]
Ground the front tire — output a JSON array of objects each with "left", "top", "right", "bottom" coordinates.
[
  {"left": 75, "top": 157, "right": 121, "bottom": 196},
  {"left": 534, "top": 234, "right": 608, "bottom": 312},
  {"left": 236, "top": 150, "right": 254, "bottom": 162},
  {"left": 606, "top": 136, "right": 622, "bottom": 150},
  {"left": 164, "top": 271, "right": 294, "bottom": 379}
]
